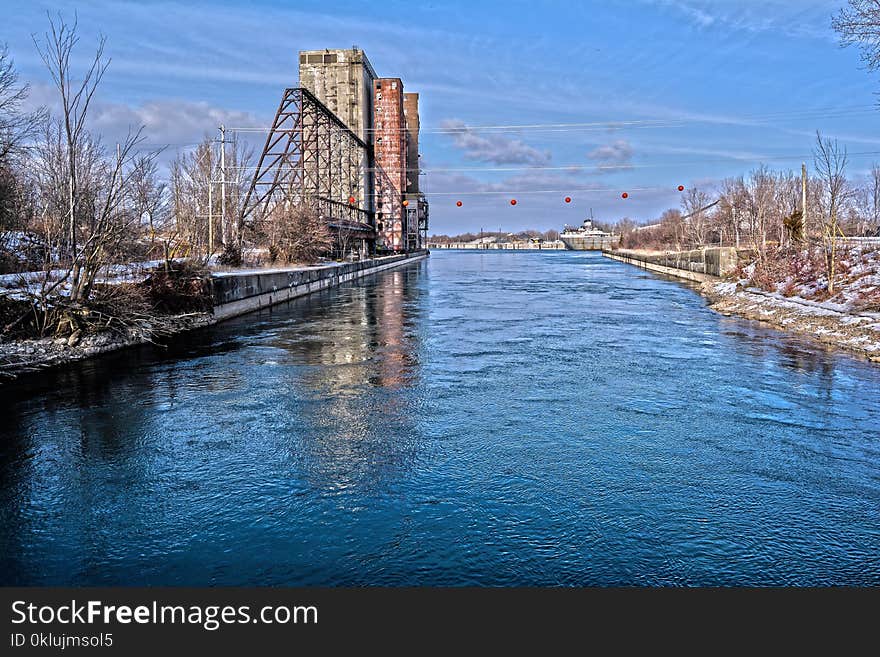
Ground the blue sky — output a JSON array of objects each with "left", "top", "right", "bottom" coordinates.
[{"left": 3, "top": 0, "right": 879, "bottom": 234}]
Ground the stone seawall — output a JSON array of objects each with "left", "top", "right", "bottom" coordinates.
[
  {"left": 603, "top": 247, "right": 738, "bottom": 282},
  {"left": 211, "top": 251, "right": 428, "bottom": 320}
]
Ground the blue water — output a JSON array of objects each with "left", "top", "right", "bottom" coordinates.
[{"left": 1, "top": 251, "right": 879, "bottom": 586}]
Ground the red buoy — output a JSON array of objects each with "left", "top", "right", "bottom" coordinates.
[
  {"left": 510, "top": 199, "right": 517, "bottom": 206},
  {"left": 621, "top": 192, "right": 629, "bottom": 199},
  {"left": 456, "top": 200, "right": 463, "bottom": 207},
  {"left": 402, "top": 199, "right": 409, "bottom": 207},
  {"left": 564, "top": 196, "right": 572, "bottom": 203},
  {"left": 348, "top": 196, "right": 356, "bottom": 204},
  {"left": 678, "top": 185, "right": 685, "bottom": 192}
]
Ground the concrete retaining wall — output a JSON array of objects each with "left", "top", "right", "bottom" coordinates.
[
  {"left": 603, "top": 247, "right": 737, "bottom": 282},
  {"left": 211, "top": 251, "right": 427, "bottom": 320}
]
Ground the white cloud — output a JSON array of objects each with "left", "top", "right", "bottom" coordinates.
[
  {"left": 644, "top": 0, "right": 837, "bottom": 41},
  {"left": 587, "top": 140, "right": 635, "bottom": 167},
  {"left": 22, "top": 81, "right": 261, "bottom": 154},
  {"left": 439, "top": 119, "right": 551, "bottom": 166}
]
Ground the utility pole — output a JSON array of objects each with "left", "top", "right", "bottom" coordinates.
[
  {"left": 117, "top": 143, "right": 124, "bottom": 218},
  {"left": 219, "top": 125, "right": 227, "bottom": 246},
  {"left": 207, "top": 170, "right": 213, "bottom": 256},
  {"left": 733, "top": 207, "right": 740, "bottom": 248},
  {"left": 801, "top": 162, "right": 808, "bottom": 241}
]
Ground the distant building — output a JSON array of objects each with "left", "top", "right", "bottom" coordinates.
[{"left": 561, "top": 218, "right": 612, "bottom": 238}]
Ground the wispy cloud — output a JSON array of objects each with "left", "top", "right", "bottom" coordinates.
[
  {"left": 439, "top": 119, "right": 552, "bottom": 165},
  {"left": 23, "top": 81, "right": 260, "bottom": 155},
  {"left": 587, "top": 140, "right": 634, "bottom": 168},
  {"left": 643, "top": 0, "right": 838, "bottom": 41}
]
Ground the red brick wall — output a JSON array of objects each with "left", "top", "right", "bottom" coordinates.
[{"left": 373, "top": 79, "right": 406, "bottom": 251}]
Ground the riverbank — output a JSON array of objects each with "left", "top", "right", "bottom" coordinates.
[
  {"left": 603, "top": 245, "right": 880, "bottom": 362},
  {"left": 0, "top": 251, "right": 427, "bottom": 382},
  {"left": 702, "top": 281, "right": 880, "bottom": 362},
  {"left": 0, "top": 312, "right": 216, "bottom": 381}
]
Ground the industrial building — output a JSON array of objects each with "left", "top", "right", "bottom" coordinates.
[
  {"left": 295, "top": 47, "right": 427, "bottom": 254},
  {"left": 241, "top": 47, "right": 426, "bottom": 256}
]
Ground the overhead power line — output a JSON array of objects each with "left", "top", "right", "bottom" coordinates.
[
  {"left": 225, "top": 104, "right": 879, "bottom": 136},
  {"left": 220, "top": 149, "right": 880, "bottom": 175}
]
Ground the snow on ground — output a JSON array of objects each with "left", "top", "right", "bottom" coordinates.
[
  {"left": 704, "top": 277, "right": 880, "bottom": 362},
  {"left": 703, "top": 244, "right": 880, "bottom": 361},
  {"left": 738, "top": 244, "right": 880, "bottom": 313},
  {"left": 0, "top": 259, "right": 187, "bottom": 299}
]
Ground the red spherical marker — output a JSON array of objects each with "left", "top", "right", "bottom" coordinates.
[
  {"left": 678, "top": 185, "right": 685, "bottom": 192},
  {"left": 564, "top": 196, "right": 572, "bottom": 203},
  {"left": 510, "top": 199, "right": 517, "bottom": 206},
  {"left": 621, "top": 192, "right": 629, "bottom": 199},
  {"left": 456, "top": 200, "right": 463, "bottom": 207},
  {"left": 402, "top": 199, "right": 409, "bottom": 207},
  {"left": 348, "top": 196, "right": 356, "bottom": 205}
]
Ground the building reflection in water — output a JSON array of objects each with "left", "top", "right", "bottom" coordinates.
[{"left": 266, "top": 265, "right": 426, "bottom": 494}]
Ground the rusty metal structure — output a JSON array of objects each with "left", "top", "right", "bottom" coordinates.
[{"left": 240, "top": 87, "right": 375, "bottom": 249}]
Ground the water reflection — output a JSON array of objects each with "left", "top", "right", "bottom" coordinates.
[
  {"left": 268, "top": 266, "right": 426, "bottom": 492},
  {"left": 1, "top": 253, "right": 879, "bottom": 586}
]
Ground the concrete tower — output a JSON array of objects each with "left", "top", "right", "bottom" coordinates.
[{"left": 298, "top": 48, "right": 377, "bottom": 143}]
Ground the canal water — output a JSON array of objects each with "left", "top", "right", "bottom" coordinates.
[{"left": 2, "top": 251, "right": 879, "bottom": 586}]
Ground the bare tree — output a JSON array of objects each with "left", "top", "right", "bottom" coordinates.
[
  {"left": 270, "top": 204, "right": 332, "bottom": 264},
  {"left": 0, "top": 44, "right": 44, "bottom": 258},
  {"left": 833, "top": 1, "right": 880, "bottom": 75},
  {"left": 740, "top": 167, "right": 778, "bottom": 262},
  {"left": 170, "top": 137, "right": 218, "bottom": 260},
  {"left": 0, "top": 44, "right": 44, "bottom": 160},
  {"left": 129, "top": 152, "right": 168, "bottom": 247},
  {"left": 681, "top": 186, "right": 712, "bottom": 246},
  {"left": 853, "top": 163, "right": 880, "bottom": 235},
  {"left": 32, "top": 13, "right": 109, "bottom": 296},
  {"left": 222, "top": 136, "right": 253, "bottom": 250},
  {"left": 813, "top": 132, "right": 850, "bottom": 295}
]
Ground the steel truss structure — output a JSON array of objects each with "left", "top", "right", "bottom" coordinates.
[{"left": 241, "top": 87, "right": 375, "bottom": 233}]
